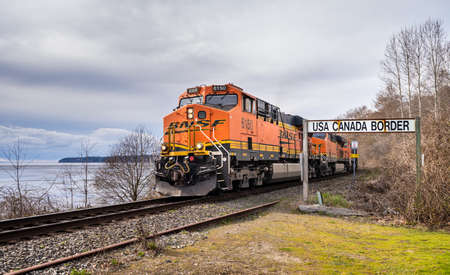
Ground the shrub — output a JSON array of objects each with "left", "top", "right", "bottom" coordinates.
[
  {"left": 385, "top": 116, "right": 449, "bottom": 228},
  {"left": 0, "top": 188, "right": 58, "bottom": 220}
]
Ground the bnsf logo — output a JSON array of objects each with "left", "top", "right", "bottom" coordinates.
[
  {"left": 168, "top": 119, "right": 226, "bottom": 129},
  {"left": 280, "top": 129, "right": 296, "bottom": 140}
]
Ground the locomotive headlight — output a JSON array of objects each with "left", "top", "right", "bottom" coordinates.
[
  {"left": 161, "top": 144, "right": 169, "bottom": 152},
  {"left": 187, "top": 108, "right": 194, "bottom": 119},
  {"left": 195, "top": 142, "right": 204, "bottom": 150}
]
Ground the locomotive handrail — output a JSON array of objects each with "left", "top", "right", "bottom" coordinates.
[
  {"left": 168, "top": 126, "right": 176, "bottom": 152},
  {"left": 212, "top": 127, "right": 231, "bottom": 174},
  {"left": 212, "top": 128, "right": 230, "bottom": 156},
  {"left": 195, "top": 124, "right": 224, "bottom": 170}
]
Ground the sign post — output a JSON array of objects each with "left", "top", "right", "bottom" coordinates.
[
  {"left": 302, "top": 119, "right": 309, "bottom": 202},
  {"left": 351, "top": 141, "right": 359, "bottom": 184}
]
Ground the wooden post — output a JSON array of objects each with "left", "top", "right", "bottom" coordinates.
[
  {"left": 415, "top": 117, "right": 421, "bottom": 188},
  {"left": 302, "top": 119, "right": 309, "bottom": 201}
]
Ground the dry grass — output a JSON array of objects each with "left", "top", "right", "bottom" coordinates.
[{"left": 0, "top": 188, "right": 58, "bottom": 219}]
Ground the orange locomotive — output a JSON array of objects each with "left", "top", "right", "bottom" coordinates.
[
  {"left": 309, "top": 133, "right": 353, "bottom": 177},
  {"left": 155, "top": 84, "right": 355, "bottom": 196}
]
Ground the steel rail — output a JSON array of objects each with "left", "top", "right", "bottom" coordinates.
[
  {"left": 5, "top": 200, "right": 279, "bottom": 275},
  {"left": 0, "top": 196, "right": 193, "bottom": 231},
  {"left": 0, "top": 198, "right": 206, "bottom": 243}
]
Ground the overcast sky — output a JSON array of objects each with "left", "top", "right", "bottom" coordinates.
[{"left": 0, "top": 0, "right": 448, "bottom": 160}]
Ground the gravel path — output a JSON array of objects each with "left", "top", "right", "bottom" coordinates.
[{"left": 0, "top": 184, "right": 307, "bottom": 274}]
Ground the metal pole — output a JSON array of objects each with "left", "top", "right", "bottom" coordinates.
[
  {"left": 302, "top": 119, "right": 309, "bottom": 201},
  {"left": 415, "top": 117, "right": 421, "bottom": 188},
  {"left": 352, "top": 157, "right": 356, "bottom": 184}
]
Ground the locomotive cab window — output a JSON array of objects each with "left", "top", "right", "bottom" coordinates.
[
  {"left": 205, "top": 94, "right": 237, "bottom": 110},
  {"left": 179, "top": 96, "right": 203, "bottom": 108},
  {"left": 257, "top": 99, "right": 267, "bottom": 118},
  {"left": 271, "top": 106, "right": 279, "bottom": 123},
  {"left": 242, "top": 95, "right": 254, "bottom": 113},
  {"left": 329, "top": 134, "right": 337, "bottom": 142},
  {"left": 312, "top": 133, "right": 326, "bottom": 139}
]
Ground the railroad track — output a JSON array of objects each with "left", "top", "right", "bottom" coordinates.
[
  {"left": 0, "top": 172, "right": 349, "bottom": 243},
  {"left": 0, "top": 196, "right": 199, "bottom": 243},
  {"left": 5, "top": 200, "right": 279, "bottom": 275}
]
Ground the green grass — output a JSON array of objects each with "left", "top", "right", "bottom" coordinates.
[
  {"left": 310, "top": 192, "right": 351, "bottom": 208},
  {"left": 70, "top": 269, "right": 91, "bottom": 275},
  {"left": 262, "top": 214, "right": 450, "bottom": 274},
  {"left": 322, "top": 193, "right": 350, "bottom": 208},
  {"left": 147, "top": 240, "right": 158, "bottom": 251}
]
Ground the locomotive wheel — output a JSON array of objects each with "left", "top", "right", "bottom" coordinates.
[
  {"left": 331, "top": 164, "right": 336, "bottom": 176},
  {"left": 249, "top": 178, "right": 257, "bottom": 189},
  {"left": 315, "top": 164, "right": 323, "bottom": 178},
  {"left": 232, "top": 180, "right": 241, "bottom": 191},
  {"left": 345, "top": 164, "right": 351, "bottom": 173}
]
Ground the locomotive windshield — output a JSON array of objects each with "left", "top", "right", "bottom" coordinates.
[
  {"left": 179, "top": 96, "right": 203, "bottom": 107},
  {"left": 205, "top": 94, "right": 238, "bottom": 110},
  {"left": 312, "top": 133, "right": 326, "bottom": 139}
]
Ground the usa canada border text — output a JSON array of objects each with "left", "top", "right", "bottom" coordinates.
[{"left": 307, "top": 119, "right": 416, "bottom": 133}]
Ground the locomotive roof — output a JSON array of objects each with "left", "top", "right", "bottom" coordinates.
[{"left": 180, "top": 83, "right": 304, "bottom": 127}]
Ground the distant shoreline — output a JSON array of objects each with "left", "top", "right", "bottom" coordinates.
[
  {"left": 58, "top": 157, "right": 107, "bottom": 163},
  {"left": 58, "top": 155, "right": 155, "bottom": 163}
]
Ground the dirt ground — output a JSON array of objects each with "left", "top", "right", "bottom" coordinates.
[{"left": 104, "top": 171, "right": 449, "bottom": 274}]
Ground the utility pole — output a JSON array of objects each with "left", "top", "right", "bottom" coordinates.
[
  {"left": 415, "top": 117, "right": 421, "bottom": 188},
  {"left": 302, "top": 119, "right": 309, "bottom": 201}
]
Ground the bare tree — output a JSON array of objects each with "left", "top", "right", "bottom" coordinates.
[
  {"left": 399, "top": 27, "right": 414, "bottom": 117},
  {"left": 58, "top": 165, "right": 77, "bottom": 209},
  {"left": 423, "top": 19, "right": 448, "bottom": 120},
  {"left": 80, "top": 139, "right": 95, "bottom": 207},
  {"left": 94, "top": 127, "right": 159, "bottom": 203},
  {"left": 0, "top": 139, "right": 57, "bottom": 219},
  {"left": 412, "top": 25, "right": 427, "bottom": 117},
  {"left": 1, "top": 138, "right": 27, "bottom": 215},
  {"left": 382, "top": 35, "right": 404, "bottom": 117},
  {"left": 382, "top": 20, "right": 450, "bottom": 119}
]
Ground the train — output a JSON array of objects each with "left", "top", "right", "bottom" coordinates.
[{"left": 154, "top": 84, "right": 356, "bottom": 196}]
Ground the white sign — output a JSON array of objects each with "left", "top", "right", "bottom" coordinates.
[
  {"left": 351, "top": 141, "right": 359, "bottom": 149},
  {"left": 308, "top": 119, "right": 416, "bottom": 133}
]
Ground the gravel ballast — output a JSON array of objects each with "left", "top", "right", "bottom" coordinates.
[{"left": 0, "top": 183, "right": 314, "bottom": 274}]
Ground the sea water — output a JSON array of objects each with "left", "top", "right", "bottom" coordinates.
[{"left": 0, "top": 161, "right": 105, "bottom": 208}]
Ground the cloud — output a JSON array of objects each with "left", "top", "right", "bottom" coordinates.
[
  {"left": 0, "top": 125, "right": 132, "bottom": 160},
  {"left": 0, "top": 0, "right": 448, "bottom": 159}
]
